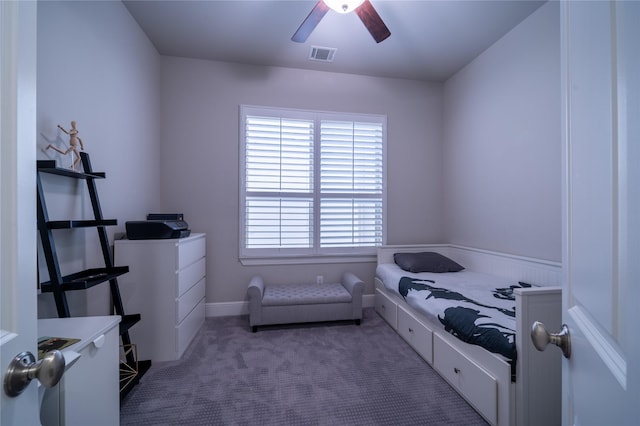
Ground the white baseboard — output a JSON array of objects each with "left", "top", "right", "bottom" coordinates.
[
  {"left": 205, "top": 294, "right": 376, "bottom": 318},
  {"left": 363, "top": 293, "right": 375, "bottom": 308},
  {"left": 206, "top": 301, "right": 247, "bottom": 317}
]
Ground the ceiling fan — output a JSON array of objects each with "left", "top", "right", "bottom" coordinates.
[{"left": 292, "top": 0, "right": 391, "bottom": 44}]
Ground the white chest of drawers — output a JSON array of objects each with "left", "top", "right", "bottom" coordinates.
[{"left": 114, "top": 233, "right": 206, "bottom": 362}]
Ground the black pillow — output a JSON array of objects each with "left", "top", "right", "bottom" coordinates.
[{"left": 394, "top": 252, "right": 464, "bottom": 273}]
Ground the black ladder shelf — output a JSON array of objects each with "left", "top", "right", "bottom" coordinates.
[{"left": 37, "top": 152, "right": 150, "bottom": 399}]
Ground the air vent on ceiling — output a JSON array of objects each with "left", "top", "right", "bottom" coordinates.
[{"left": 309, "top": 46, "right": 337, "bottom": 62}]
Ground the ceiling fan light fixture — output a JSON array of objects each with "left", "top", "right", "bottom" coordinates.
[
  {"left": 292, "top": 0, "right": 389, "bottom": 44},
  {"left": 323, "top": 0, "right": 365, "bottom": 14}
]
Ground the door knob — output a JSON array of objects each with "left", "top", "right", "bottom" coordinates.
[
  {"left": 531, "top": 321, "right": 571, "bottom": 359},
  {"left": 3, "top": 350, "right": 65, "bottom": 397}
]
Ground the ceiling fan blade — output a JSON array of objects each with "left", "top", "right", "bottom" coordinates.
[
  {"left": 354, "top": 0, "right": 391, "bottom": 43},
  {"left": 291, "top": 1, "right": 330, "bottom": 43}
]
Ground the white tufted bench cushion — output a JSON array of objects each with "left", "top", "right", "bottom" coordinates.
[{"left": 262, "top": 283, "right": 352, "bottom": 306}]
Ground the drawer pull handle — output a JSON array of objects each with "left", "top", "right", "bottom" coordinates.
[
  {"left": 454, "top": 367, "right": 460, "bottom": 374},
  {"left": 92, "top": 335, "right": 105, "bottom": 349}
]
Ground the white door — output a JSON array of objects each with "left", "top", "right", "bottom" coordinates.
[
  {"left": 0, "top": 1, "right": 41, "bottom": 424},
  {"left": 562, "top": 1, "right": 640, "bottom": 425}
]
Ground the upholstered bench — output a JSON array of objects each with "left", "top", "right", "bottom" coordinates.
[{"left": 247, "top": 272, "right": 364, "bottom": 332}]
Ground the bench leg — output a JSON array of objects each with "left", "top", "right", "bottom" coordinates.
[
  {"left": 252, "top": 325, "right": 258, "bottom": 333},
  {"left": 355, "top": 319, "right": 361, "bottom": 326}
]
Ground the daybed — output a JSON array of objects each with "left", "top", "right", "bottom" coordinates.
[{"left": 374, "top": 245, "right": 562, "bottom": 426}]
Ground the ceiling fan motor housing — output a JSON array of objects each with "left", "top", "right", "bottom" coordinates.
[{"left": 292, "top": 0, "right": 390, "bottom": 44}]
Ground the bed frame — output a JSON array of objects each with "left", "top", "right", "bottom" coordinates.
[{"left": 374, "top": 245, "right": 562, "bottom": 426}]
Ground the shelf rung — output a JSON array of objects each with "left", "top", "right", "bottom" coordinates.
[
  {"left": 47, "top": 219, "right": 118, "bottom": 229},
  {"left": 39, "top": 266, "right": 129, "bottom": 292},
  {"left": 37, "top": 160, "right": 105, "bottom": 179}
]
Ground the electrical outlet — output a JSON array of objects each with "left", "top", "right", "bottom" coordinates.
[{"left": 316, "top": 275, "right": 323, "bottom": 285}]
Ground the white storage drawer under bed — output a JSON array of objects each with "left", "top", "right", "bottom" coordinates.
[
  {"left": 433, "top": 333, "right": 498, "bottom": 425},
  {"left": 397, "top": 305, "right": 433, "bottom": 365},
  {"left": 375, "top": 288, "right": 398, "bottom": 329}
]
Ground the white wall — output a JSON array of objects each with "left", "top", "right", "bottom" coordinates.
[
  {"left": 34, "top": 0, "right": 561, "bottom": 314},
  {"left": 36, "top": 1, "right": 162, "bottom": 317},
  {"left": 442, "top": 1, "right": 561, "bottom": 262},
  {"left": 159, "top": 58, "right": 444, "bottom": 303}
]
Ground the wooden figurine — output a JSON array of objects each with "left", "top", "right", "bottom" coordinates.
[{"left": 46, "top": 121, "right": 84, "bottom": 170}]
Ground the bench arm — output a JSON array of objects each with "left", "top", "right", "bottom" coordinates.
[
  {"left": 342, "top": 272, "right": 364, "bottom": 319},
  {"left": 247, "top": 275, "right": 265, "bottom": 326}
]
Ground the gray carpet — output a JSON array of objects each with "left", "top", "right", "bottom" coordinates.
[{"left": 120, "top": 308, "right": 489, "bottom": 425}]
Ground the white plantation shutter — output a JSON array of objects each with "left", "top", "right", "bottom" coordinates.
[
  {"left": 245, "top": 197, "right": 313, "bottom": 249},
  {"left": 320, "top": 120, "right": 383, "bottom": 248},
  {"left": 245, "top": 116, "right": 314, "bottom": 193},
  {"left": 244, "top": 115, "right": 314, "bottom": 250},
  {"left": 320, "top": 199, "right": 382, "bottom": 247},
  {"left": 240, "top": 106, "right": 385, "bottom": 259}
]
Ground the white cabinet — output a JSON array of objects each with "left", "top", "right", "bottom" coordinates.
[
  {"left": 114, "top": 233, "right": 206, "bottom": 362},
  {"left": 39, "top": 316, "right": 121, "bottom": 426}
]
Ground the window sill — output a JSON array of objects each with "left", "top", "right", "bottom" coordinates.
[{"left": 239, "top": 253, "right": 376, "bottom": 266}]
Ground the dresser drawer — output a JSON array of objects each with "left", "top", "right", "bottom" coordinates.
[
  {"left": 177, "top": 277, "right": 205, "bottom": 323},
  {"left": 375, "top": 289, "right": 398, "bottom": 330},
  {"left": 176, "top": 298, "right": 205, "bottom": 358},
  {"left": 177, "top": 235, "right": 206, "bottom": 269},
  {"left": 177, "top": 257, "right": 206, "bottom": 297},
  {"left": 397, "top": 305, "right": 433, "bottom": 364},
  {"left": 433, "top": 333, "right": 497, "bottom": 425}
]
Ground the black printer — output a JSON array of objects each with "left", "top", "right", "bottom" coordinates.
[{"left": 125, "top": 214, "right": 191, "bottom": 240}]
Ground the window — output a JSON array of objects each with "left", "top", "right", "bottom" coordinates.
[{"left": 240, "top": 105, "right": 385, "bottom": 262}]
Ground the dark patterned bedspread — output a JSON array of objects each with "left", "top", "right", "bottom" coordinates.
[
  {"left": 398, "top": 276, "right": 530, "bottom": 362},
  {"left": 376, "top": 264, "right": 531, "bottom": 372}
]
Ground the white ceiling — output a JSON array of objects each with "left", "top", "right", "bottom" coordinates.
[{"left": 123, "top": 0, "right": 546, "bottom": 82}]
